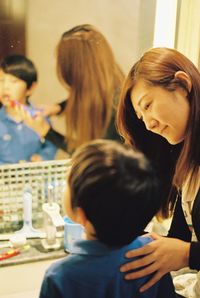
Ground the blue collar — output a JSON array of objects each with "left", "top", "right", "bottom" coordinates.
[
  {"left": 70, "top": 240, "right": 116, "bottom": 256},
  {"left": 70, "top": 236, "right": 153, "bottom": 257}
]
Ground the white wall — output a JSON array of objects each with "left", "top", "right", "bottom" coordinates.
[
  {"left": 175, "top": 0, "right": 200, "bottom": 67},
  {"left": 26, "top": 0, "right": 156, "bottom": 105}
]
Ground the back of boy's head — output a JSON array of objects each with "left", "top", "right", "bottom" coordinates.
[
  {"left": 68, "top": 139, "right": 162, "bottom": 247},
  {"left": 0, "top": 54, "right": 37, "bottom": 88}
]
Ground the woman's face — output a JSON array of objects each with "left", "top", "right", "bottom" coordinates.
[{"left": 130, "top": 79, "right": 190, "bottom": 145}]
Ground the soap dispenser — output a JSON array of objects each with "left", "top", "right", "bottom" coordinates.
[{"left": 41, "top": 184, "right": 64, "bottom": 249}]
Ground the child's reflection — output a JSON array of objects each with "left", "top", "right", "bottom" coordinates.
[{"left": 0, "top": 55, "right": 57, "bottom": 164}]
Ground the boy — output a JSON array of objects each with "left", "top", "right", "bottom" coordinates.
[
  {"left": 39, "top": 140, "right": 176, "bottom": 298},
  {"left": 0, "top": 54, "right": 57, "bottom": 164}
]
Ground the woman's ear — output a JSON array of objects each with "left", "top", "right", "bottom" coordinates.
[{"left": 174, "top": 71, "right": 192, "bottom": 92}]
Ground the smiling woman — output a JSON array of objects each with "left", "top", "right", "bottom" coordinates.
[
  {"left": 130, "top": 77, "right": 190, "bottom": 145},
  {"left": 117, "top": 47, "right": 200, "bottom": 297}
]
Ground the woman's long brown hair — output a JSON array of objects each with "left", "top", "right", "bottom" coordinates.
[{"left": 57, "top": 24, "right": 124, "bottom": 151}]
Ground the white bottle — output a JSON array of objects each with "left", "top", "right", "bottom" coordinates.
[{"left": 15, "top": 185, "right": 43, "bottom": 238}]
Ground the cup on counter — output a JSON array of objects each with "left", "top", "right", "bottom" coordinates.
[{"left": 63, "top": 216, "right": 85, "bottom": 253}]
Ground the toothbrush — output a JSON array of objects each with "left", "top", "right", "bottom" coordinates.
[
  {"left": 8, "top": 99, "right": 44, "bottom": 118},
  {"left": 0, "top": 245, "right": 30, "bottom": 261},
  {"left": 0, "top": 248, "right": 20, "bottom": 261}
]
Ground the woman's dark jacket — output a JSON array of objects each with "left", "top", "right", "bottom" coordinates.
[{"left": 168, "top": 194, "right": 200, "bottom": 270}]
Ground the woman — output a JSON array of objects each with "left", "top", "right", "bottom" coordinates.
[
  {"left": 116, "top": 47, "right": 200, "bottom": 297},
  {"left": 19, "top": 24, "right": 124, "bottom": 152}
]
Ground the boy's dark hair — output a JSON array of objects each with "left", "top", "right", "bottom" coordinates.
[
  {"left": 0, "top": 54, "right": 37, "bottom": 88},
  {"left": 68, "top": 139, "right": 162, "bottom": 247}
]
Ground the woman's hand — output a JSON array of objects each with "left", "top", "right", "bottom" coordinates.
[{"left": 120, "top": 233, "right": 190, "bottom": 292}]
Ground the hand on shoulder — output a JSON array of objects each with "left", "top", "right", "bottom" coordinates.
[{"left": 120, "top": 233, "right": 190, "bottom": 292}]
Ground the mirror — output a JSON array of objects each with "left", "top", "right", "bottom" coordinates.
[
  {"left": 0, "top": 0, "right": 157, "bottom": 164},
  {"left": 4, "top": 0, "right": 200, "bottom": 165}
]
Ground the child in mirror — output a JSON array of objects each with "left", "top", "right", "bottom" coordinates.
[{"left": 0, "top": 54, "right": 57, "bottom": 164}]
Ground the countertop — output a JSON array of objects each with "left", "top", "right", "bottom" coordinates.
[{"left": 0, "top": 238, "right": 67, "bottom": 267}]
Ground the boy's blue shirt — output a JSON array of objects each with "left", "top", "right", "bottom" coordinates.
[
  {"left": 0, "top": 106, "right": 57, "bottom": 164},
  {"left": 39, "top": 236, "right": 176, "bottom": 298}
]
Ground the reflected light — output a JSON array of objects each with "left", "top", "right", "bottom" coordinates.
[{"left": 153, "top": 0, "right": 178, "bottom": 47}]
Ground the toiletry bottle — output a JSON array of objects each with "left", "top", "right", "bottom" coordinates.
[
  {"left": 15, "top": 185, "right": 42, "bottom": 238},
  {"left": 42, "top": 184, "right": 64, "bottom": 249}
]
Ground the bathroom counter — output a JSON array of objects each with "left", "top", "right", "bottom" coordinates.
[
  {"left": 0, "top": 238, "right": 68, "bottom": 296},
  {"left": 0, "top": 238, "right": 67, "bottom": 267}
]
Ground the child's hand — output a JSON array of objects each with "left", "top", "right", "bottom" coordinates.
[{"left": 30, "top": 154, "right": 42, "bottom": 162}]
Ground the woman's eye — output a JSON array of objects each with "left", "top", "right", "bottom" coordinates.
[{"left": 144, "top": 102, "right": 151, "bottom": 110}]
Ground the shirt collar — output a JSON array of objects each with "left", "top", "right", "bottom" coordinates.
[
  {"left": 70, "top": 236, "right": 153, "bottom": 256},
  {"left": 70, "top": 239, "right": 115, "bottom": 256}
]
